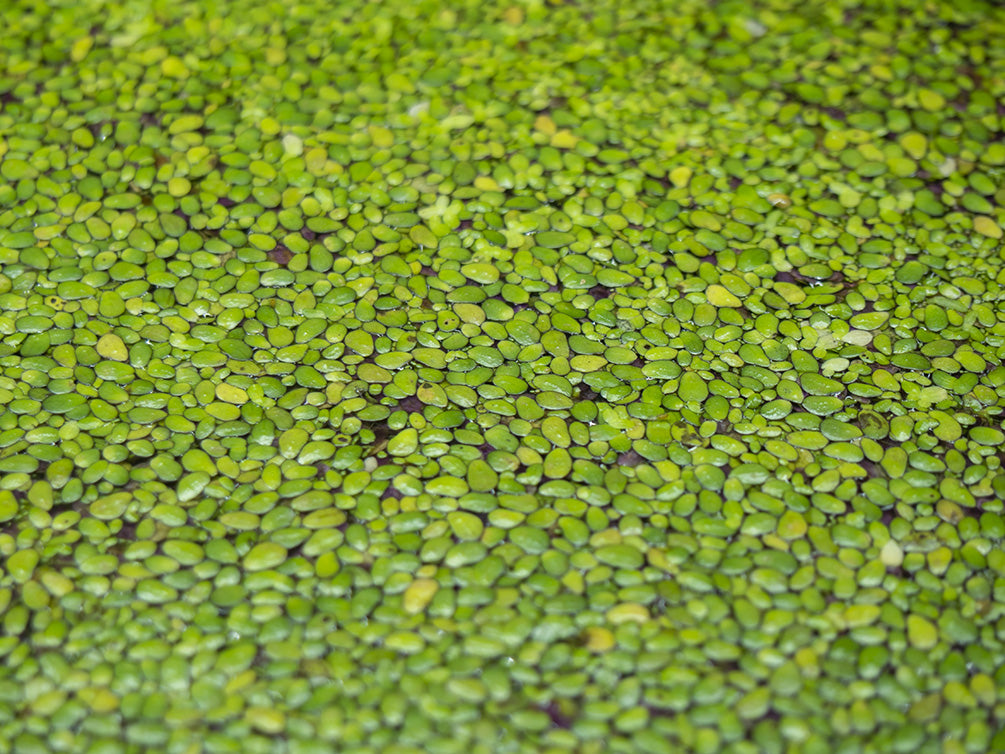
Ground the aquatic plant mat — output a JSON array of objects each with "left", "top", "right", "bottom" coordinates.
[{"left": 1, "top": 0, "right": 1005, "bottom": 751}]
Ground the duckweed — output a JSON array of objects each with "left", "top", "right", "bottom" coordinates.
[{"left": 1, "top": 0, "right": 1005, "bottom": 751}]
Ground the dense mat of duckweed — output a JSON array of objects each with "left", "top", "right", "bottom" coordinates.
[{"left": 1, "top": 0, "right": 1005, "bottom": 751}]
